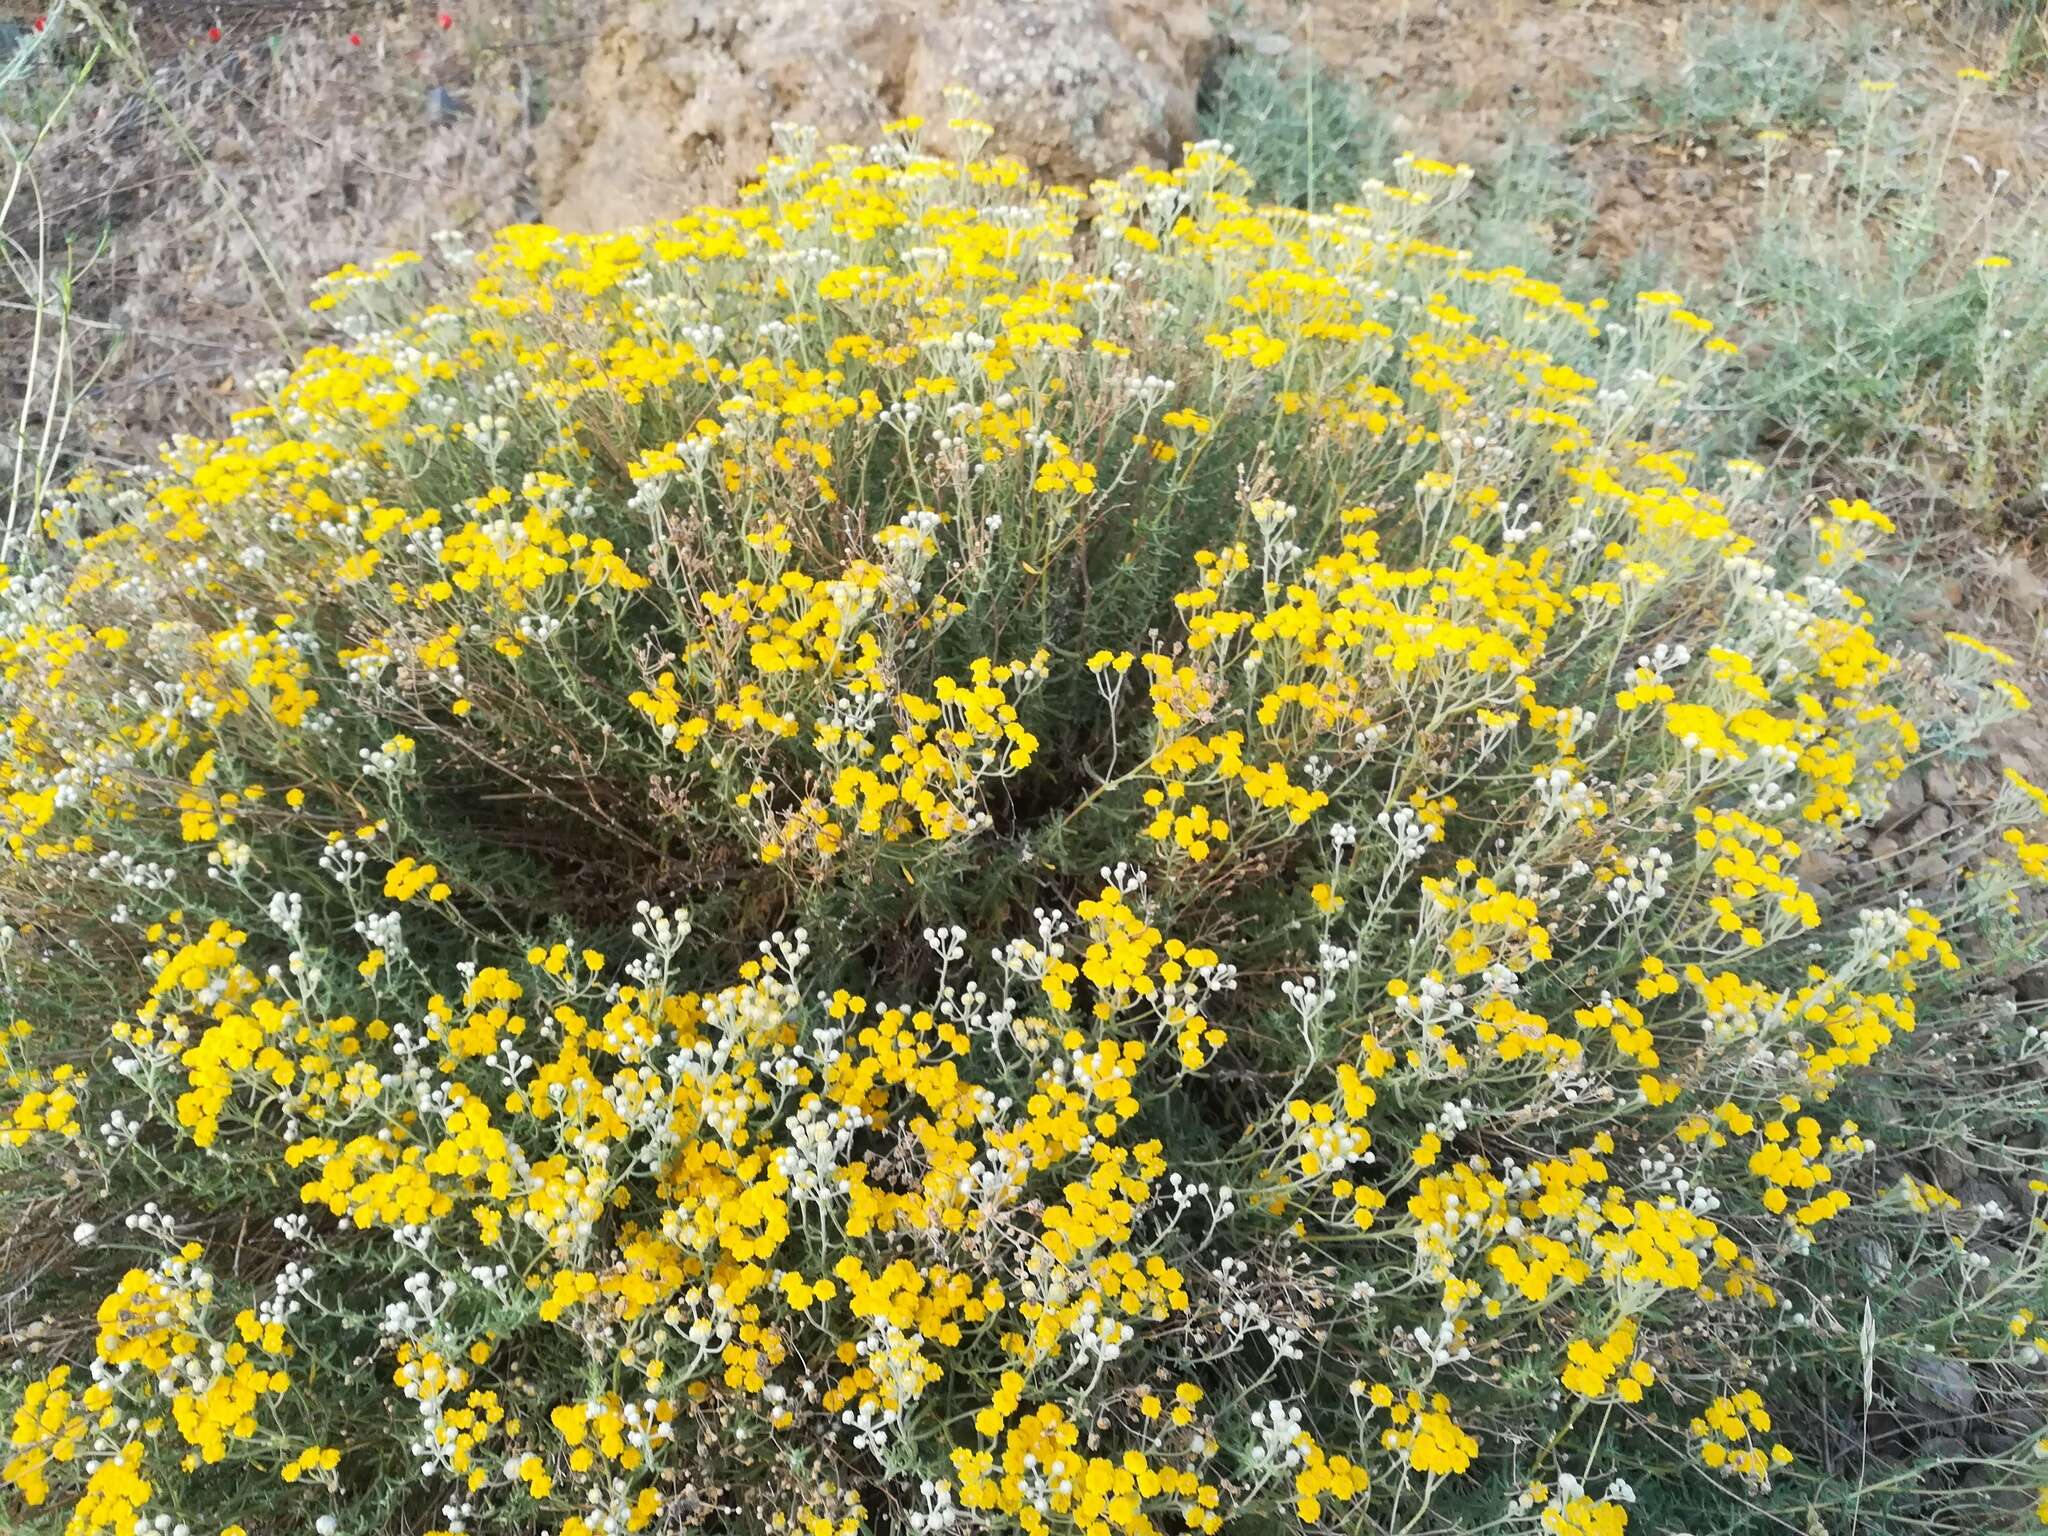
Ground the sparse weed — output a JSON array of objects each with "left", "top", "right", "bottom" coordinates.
[
  {"left": 1196, "top": 46, "right": 1394, "bottom": 212},
  {"left": 1572, "top": 10, "right": 1856, "bottom": 144},
  {"left": 1725, "top": 75, "right": 2048, "bottom": 527}
]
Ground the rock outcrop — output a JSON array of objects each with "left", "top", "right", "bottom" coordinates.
[{"left": 536, "top": 0, "right": 1214, "bottom": 228}]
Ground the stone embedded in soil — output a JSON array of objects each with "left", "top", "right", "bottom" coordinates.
[
  {"left": 1910, "top": 804, "right": 1952, "bottom": 841},
  {"left": 1898, "top": 1355, "right": 1979, "bottom": 1420},
  {"left": 1904, "top": 850, "right": 1948, "bottom": 889},
  {"left": 1794, "top": 847, "right": 1846, "bottom": 892},
  {"left": 1877, "top": 769, "right": 1925, "bottom": 830},
  {"left": 535, "top": 0, "right": 1215, "bottom": 230}
]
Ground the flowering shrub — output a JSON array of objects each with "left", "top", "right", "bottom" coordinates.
[{"left": 3, "top": 117, "right": 2047, "bottom": 1536}]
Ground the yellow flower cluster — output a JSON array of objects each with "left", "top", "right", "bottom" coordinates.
[
  {"left": 1560, "top": 1317, "right": 1655, "bottom": 1402},
  {"left": 1689, "top": 1389, "right": 1794, "bottom": 1488},
  {"left": 0, "top": 114, "right": 2039, "bottom": 1536}
]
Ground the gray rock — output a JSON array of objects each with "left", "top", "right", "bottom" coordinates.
[
  {"left": 1796, "top": 847, "right": 1846, "bottom": 891},
  {"left": 1899, "top": 1355, "right": 1978, "bottom": 1419},
  {"left": 1905, "top": 850, "right": 1948, "bottom": 888},
  {"left": 1910, "top": 803, "right": 1952, "bottom": 841},
  {"left": 1928, "top": 1145, "right": 1969, "bottom": 1189},
  {"left": 1918, "top": 1434, "right": 1970, "bottom": 1466},
  {"left": 1878, "top": 769, "right": 1925, "bottom": 829},
  {"left": 535, "top": 0, "right": 1216, "bottom": 230}
]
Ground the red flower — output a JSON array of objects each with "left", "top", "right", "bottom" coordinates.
[
  {"left": 208, "top": 24, "right": 222, "bottom": 41},
  {"left": 438, "top": 11, "right": 454, "bottom": 28},
  {"left": 32, "top": 15, "right": 46, "bottom": 32},
  {"left": 349, "top": 31, "right": 362, "bottom": 46}
]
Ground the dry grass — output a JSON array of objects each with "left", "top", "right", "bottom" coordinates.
[{"left": 1, "top": 0, "right": 574, "bottom": 512}]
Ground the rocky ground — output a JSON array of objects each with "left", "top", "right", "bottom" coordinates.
[{"left": 534, "top": 0, "right": 1214, "bottom": 229}]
